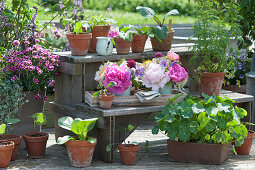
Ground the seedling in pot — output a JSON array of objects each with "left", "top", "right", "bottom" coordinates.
[
  {"left": 133, "top": 26, "right": 149, "bottom": 36},
  {"left": 32, "top": 112, "right": 47, "bottom": 132},
  {"left": 93, "top": 81, "right": 117, "bottom": 97}
]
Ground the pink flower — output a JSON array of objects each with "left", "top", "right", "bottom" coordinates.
[
  {"left": 24, "top": 41, "right": 30, "bottom": 45},
  {"left": 33, "top": 78, "right": 39, "bottom": 84},
  {"left": 11, "top": 75, "right": 18, "bottom": 81},
  {"left": 48, "top": 80, "right": 55, "bottom": 87},
  {"left": 127, "top": 59, "right": 136, "bottom": 68},
  {"left": 168, "top": 64, "right": 188, "bottom": 83},
  {"left": 103, "top": 64, "right": 132, "bottom": 95},
  {"left": 34, "top": 94, "right": 41, "bottom": 99},
  {"left": 13, "top": 40, "right": 20, "bottom": 46},
  {"left": 43, "top": 96, "right": 48, "bottom": 101},
  {"left": 154, "top": 52, "right": 163, "bottom": 58},
  {"left": 108, "top": 30, "right": 118, "bottom": 38},
  {"left": 37, "top": 69, "right": 43, "bottom": 74},
  {"left": 35, "top": 39, "right": 40, "bottom": 43},
  {"left": 167, "top": 51, "right": 179, "bottom": 61}
]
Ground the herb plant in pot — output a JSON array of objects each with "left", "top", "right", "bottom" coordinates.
[
  {"left": 23, "top": 113, "right": 49, "bottom": 158},
  {"left": 234, "top": 130, "right": 255, "bottom": 155},
  {"left": 136, "top": 6, "right": 179, "bottom": 51},
  {"left": 57, "top": 116, "right": 98, "bottom": 168},
  {"left": 131, "top": 26, "right": 149, "bottom": 53},
  {"left": 114, "top": 25, "right": 133, "bottom": 55},
  {"left": 0, "top": 124, "right": 14, "bottom": 168},
  {"left": 190, "top": 1, "right": 242, "bottom": 96},
  {"left": 152, "top": 93, "right": 249, "bottom": 165}
]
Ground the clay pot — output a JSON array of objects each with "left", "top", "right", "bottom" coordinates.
[
  {"left": 0, "top": 134, "right": 21, "bottom": 160},
  {"left": 23, "top": 132, "right": 49, "bottom": 158},
  {"left": 151, "top": 30, "right": 174, "bottom": 51},
  {"left": 222, "top": 85, "right": 246, "bottom": 94},
  {"left": 99, "top": 93, "right": 114, "bottom": 109},
  {"left": 0, "top": 141, "right": 14, "bottom": 168},
  {"left": 114, "top": 37, "right": 132, "bottom": 55},
  {"left": 66, "top": 33, "right": 92, "bottom": 56},
  {"left": 118, "top": 144, "right": 140, "bottom": 165},
  {"left": 167, "top": 140, "right": 231, "bottom": 165},
  {"left": 89, "top": 25, "right": 110, "bottom": 53},
  {"left": 235, "top": 130, "right": 255, "bottom": 155},
  {"left": 65, "top": 138, "right": 97, "bottom": 168},
  {"left": 198, "top": 72, "right": 225, "bottom": 96},
  {"left": 131, "top": 35, "right": 148, "bottom": 53}
]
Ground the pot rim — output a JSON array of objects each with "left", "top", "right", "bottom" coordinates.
[
  {"left": 65, "top": 137, "right": 97, "bottom": 147},
  {"left": 23, "top": 132, "right": 49, "bottom": 138},
  {"left": 118, "top": 144, "right": 140, "bottom": 151},
  {"left": 167, "top": 139, "right": 231, "bottom": 147},
  {"left": 96, "top": 37, "right": 113, "bottom": 40}
]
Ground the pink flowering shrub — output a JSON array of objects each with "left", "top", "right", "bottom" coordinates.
[
  {"left": 2, "top": 44, "right": 60, "bottom": 100},
  {"left": 168, "top": 63, "right": 188, "bottom": 83},
  {"left": 103, "top": 64, "right": 132, "bottom": 95}
]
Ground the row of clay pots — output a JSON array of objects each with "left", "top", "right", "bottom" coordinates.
[{"left": 0, "top": 132, "right": 48, "bottom": 168}]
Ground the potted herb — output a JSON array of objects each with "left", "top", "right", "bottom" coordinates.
[
  {"left": 93, "top": 81, "right": 117, "bottom": 109},
  {"left": 136, "top": 6, "right": 179, "bottom": 51},
  {"left": 57, "top": 116, "right": 98, "bottom": 168},
  {"left": 131, "top": 26, "right": 149, "bottom": 53},
  {"left": 65, "top": 20, "right": 92, "bottom": 56},
  {"left": 0, "top": 124, "right": 14, "bottom": 168},
  {"left": 87, "top": 15, "right": 116, "bottom": 53},
  {"left": 152, "top": 93, "right": 249, "bottom": 164},
  {"left": 23, "top": 113, "right": 49, "bottom": 158},
  {"left": 234, "top": 130, "right": 255, "bottom": 155},
  {"left": 106, "top": 124, "right": 140, "bottom": 165},
  {"left": 190, "top": 1, "right": 242, "bottom": 96},
  {"left": 114, "top": 25, "right": 133, "bottom": 55}
]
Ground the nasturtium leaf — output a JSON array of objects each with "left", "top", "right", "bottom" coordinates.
[
  {"left": 204, "top": 121, "right": 216, "bottom": 132},
  {"left": 217, "top": 116, "right": 227, "bottom": 129},
  {"left": 163, "top": 114, "right": 174, "bottom": 123},
  {"left": 71, "top": 118, "right": 82, "bottom": 135},
  {"left": 206, "top": 106, "right": 219, "bottom": 116},
  {"left": 226, "top": 120, "right": 239, "bottom": 127},
  {"left": 58, "top": 116, "right": 73, "bottom": 131},
  {"left": 189, "top": 121, "right": 199, "bottom": 133},
  {"left": 169, "top": 93, "right": 183, "bottom": 104},
  {"left": 167, "top": 128, "right": 178, "bottom": 141},
  {"left": 178, "top": 128, "right": 190, "bottom": 141},
  {"left": 106, "top": 144, "right": 113, "bottom": 152},
  {"left": 57, "top": 135, "right": 74, "bottom": 145},
  {"left": 88, "top": 137, "right": 97, "bottom": 144},
  {"left": 198, "top": 112, "right": 206, "bottom": 123},
  {"left": 217, "top": 102, "right": 232, "bottom": 113},
  {"left": 200, "top": 116, "right": 210, "bottom": 128},
  {"left": 164, "top": 9, "right": 179, "bottom": 19},
  {"left": 192, "top": 103, "right": 205, "bottom": 113},
  {"left": 234, "top": 107, "right": 247, "bottom": 119}
]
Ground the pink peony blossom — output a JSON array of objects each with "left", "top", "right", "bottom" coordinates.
[
  {"left": 142, "top": 63, "right": 170, "bottom": 91},
  {"left": 103, "top": 64, "right": 132, "bottom": 95},
  {"left": 167, "top": 51, "right": 179, "bottom": 61},
  {"left": 168, "top": 63, "right": 188, "bottom": 83}
]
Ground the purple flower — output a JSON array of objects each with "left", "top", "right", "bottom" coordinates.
[
  {"left": 53, "top": 30, "right": 58, "bottom": 34},
  {"left": 13, "top": 40, "right": 20, "bottom": 46},
  {"left": 11, "top": 75, "right": 18, "bottom": 81},
  {"left": 33, "top": 78, "right": 39, "bottom": 84},
  {"left": 73, "top": 0, "right": 78, "bottom": 5},
  {"left": 239, "top": 74, "right": 244, "bottom": 79},
  {"left": 154, "top": 52, "right": 163, "bottom": 58},
  {"left": 35, "top": 39, "right": 40, "bottom": 43},
  {"left": 24, "top": 41, "right": 30, "bottom": 45},
  {"left": 48, "top": 80, "right": 55, "bottom": 87},
  {"left": 238, "top": 64, "right": 242, "bottom": 70},
  {"left": 34, "top": 94, "right": 41, "bottom": 100},
  {"left": 42, "top": 96, "right": 48, "bottom": 101},
  {"left": 37, "top": 69, "right": 43, "bottom": 74},
  {"left": 72, "top": 9, "right": 77, "bottom": 16},
  {"left": 159, "top": 58, "right": 167, "bottom": 68},
  {"left": 134, "top": 66, "right": 143, "bottom": 77},
  {"left": 59, "top": 4, "right": 64, "bottom": 9},
  {"left": 127, "top": 59, "right": 136, "bottom": 68},
  {"left": 78, "top": 0, "right": 82, "bottom": 7}
]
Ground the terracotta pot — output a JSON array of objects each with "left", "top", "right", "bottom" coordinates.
[
  {"left": 151, "top": 30, "right": 174, "bottom": 51},
  {"left": 65, "top": 138, "right": 97, "bottom": 168},
  {"left": 222, "top": 85, "right": 246, "bottom": 94},
  {"left": 23, "top": 132, "right": 49, "bottom": 158},
  {"left": 235, "top": 130, "right": 255, "bottom": 155},
  {"left": 131, "top": 35, "right": 148, "bottom": 53},
  {"left": 66, "top": 33, "right": 92, "bottom": 56},
  {"left": 118, "top": 144, "right": 140, "bottom": 165},
  {"left": 0, "top": 141, "right": 14, "bottom": 168},
  {"left": 198, "top": 72, "right": 225, "bottom": 96},
  {"left": 0, "top": 134, "right": 21, "bottom": 161},
  {"left": 99, "top": 93, "right": 114, "bottom": 109},
  {"left": 114, "top": 37, "right": 132, "bottom": 55},
  {"left": 88, "top": 25, "right": 110, "bottom": 53},
  {"left": 167, "top": 140, "right": 231, "bottom": 165}
]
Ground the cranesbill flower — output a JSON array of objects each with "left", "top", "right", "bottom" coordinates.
[
  {"left": 134, "top": 66, "right": 143, "bottom": 77},
  {"left": 159, "top": 58, "right": 167, "bottom": 68},
  {"left": 154, "top": 52, "right": 163, "bottom": 58},
  {"left": 34, "top": 94, "right": 41, "bottom": 99},
  {"left": 127, "top": 59, "right": 136, "bottom": 68},
  {"left": 168, "top": 63, "right": 188, "bottom": 83},
  {"left": 48, "top": 80, "right": 55, "bottom": 87},
  {"left": 43, "top": 96, "right": 48, "bottom": 101},
  {"left": 13, "top": 40, "right": 20, "bottom": 46}
]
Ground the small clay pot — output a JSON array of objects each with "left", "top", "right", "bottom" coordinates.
[
  {"left": 23, "top": 132, "right": 49, "bottom": 158},
  {"left": 0, "top": 134, "right": 21, "bottom": 161},
  {"left": 151, "top": 30, "right": 174, "bottom": 51},
  {"left": 65, "top": 138, "right": 97, "bottom": 168},
  {"left": 118, "top": 144, "right": 140, "bottom": 165},
  {"left": 235, "top": 130, "right": 255, "bottom": 155},
  {"left": 114, "top": 37, "right": 132, "bottom": 55},
  {"left": 88, "top": 25, "right": 110, "bottom": 53},
  {"left": 0, "top": 141, "right": 14, "bottom": 168},
  {"left": 131, "top": 35, "right": 148, "bottom": 53},
  {"left": 198, "top": 72, "right": 225, "bottom": 96},
  {"left": 99, "top": 93, "right": 114, "bottom": 109},
  {"left": 66, "top": 33, "right": 92, "bottom": 56}
]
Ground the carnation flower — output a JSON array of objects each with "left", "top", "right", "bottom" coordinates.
[
  {"left": 142, "top": 63, "right": 170, "bottom": 91},
  {"left": 42, "top": 96, "right": 48, "bottom": 101},
  {"left": 127, "top": 59, "right": 136, "bottom": 68},
  {"left": 154, "top": 52, "right": 163, "bottom": 58},
  {"left": 34, "top": 94, "right": 41, "bottom": 100},
  {"left": 11, "top": 75, "right": 18, "bottom": 81},
  {"left": 13, "top": 40, "right": 20, "bottom": 46},
  {"left": 103, "top": 64, "right": 132, "bottom": 95},
  {"left": 33, "top": 78, "right": 39, "bottom": 84},
  {"left": 167, "top": 51, "right": 179, "bottom": 61},
  {"left": 168, "top": 63, "right": 188, "bottom": 83}
]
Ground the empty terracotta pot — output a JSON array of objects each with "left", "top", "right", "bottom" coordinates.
[
  {"left": 151, "top": 30, "right": 174, "bottom": 51},
  {"left": 131, "top": 35, "right": 148, "bottom": 53},
  {"left": 23, "top": 132, "right": 49, "bottom": 158},
  {"left": 198, "top": 72, "right": 225, "bottom": 96},
  {"left": 235, "top": 130, "right": 255, "bottom": 155},
  {"left": 66, "top": 33, "right": 92, "bottom": 56},
  {"left": 114, "top": 37, "right": 132, "bottom": 55},
  {"left": 65, "top": 138, "right": 97, "bottom": 168},
  {"left": 118, "top": 144, "right": 140, "bottom": 165},
  {"left": 99, "top": 93, "right": 114, "bottom": 109},
  {"left": 0, "top": 134, "right": 21, "bottom": 161},
  {"left": 89, "top": 25, "right": 110, "bottom": 53},
  {"left": 0, "top": 141, "right": 14, "bottom": 168}
]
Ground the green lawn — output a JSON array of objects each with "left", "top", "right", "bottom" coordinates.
[{"left": 37, "top": 9, "right": 195, "bottom": 25}]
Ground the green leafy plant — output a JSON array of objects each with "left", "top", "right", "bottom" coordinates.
[
  {"left": 115, "top": 24, "right": 134, "bottom": 42},
  {"left": 152, "top": 93, "right": 249, "bottom": 147},
  {"left": 133, "top": 26, "right": 149, "bottom": 36},
  {"left": 0, "top": 124, "right": 6, "bottom": 134},
  {"left": 63, "top": 20, "right": 91, "bottom": 35},
  {"left": 93, "top": 81, "right": 117, "bottom": 97},
  {"left": 87, "top": 15, "right": 116, "bottom": 26},
  {"left": 136, "top": 6, "right": 179, "bottom": 40},
  {"left": 57, "top": 116, "right": 98, "bottom": 144},
  {"left": 32, "top": 112, "right": 46, "bottom": 132}
]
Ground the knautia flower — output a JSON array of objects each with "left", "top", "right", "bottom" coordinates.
[
  {"left": 43, "top": 96, "right": 48, "bottom": 101},
  {"left": 33, "top": 78, "right": 39, "bottom": 84},
  {"left": 11, "top": 75, "right": 18, "bottom": 81},
  {"left": 168, "top": 63, "right": 188, "bottom": 83},
  {"left": 103, "top": 64, "right": 132, "bottom": 95},
  {"left": 34, "top": 94, "right": 41, "bottom": 100},
  {"left": 167, "top": 51, "right": 179, "bottom": 61},
  {"left": 142, "top": 63, "right": 170, "bottom": 91}
]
